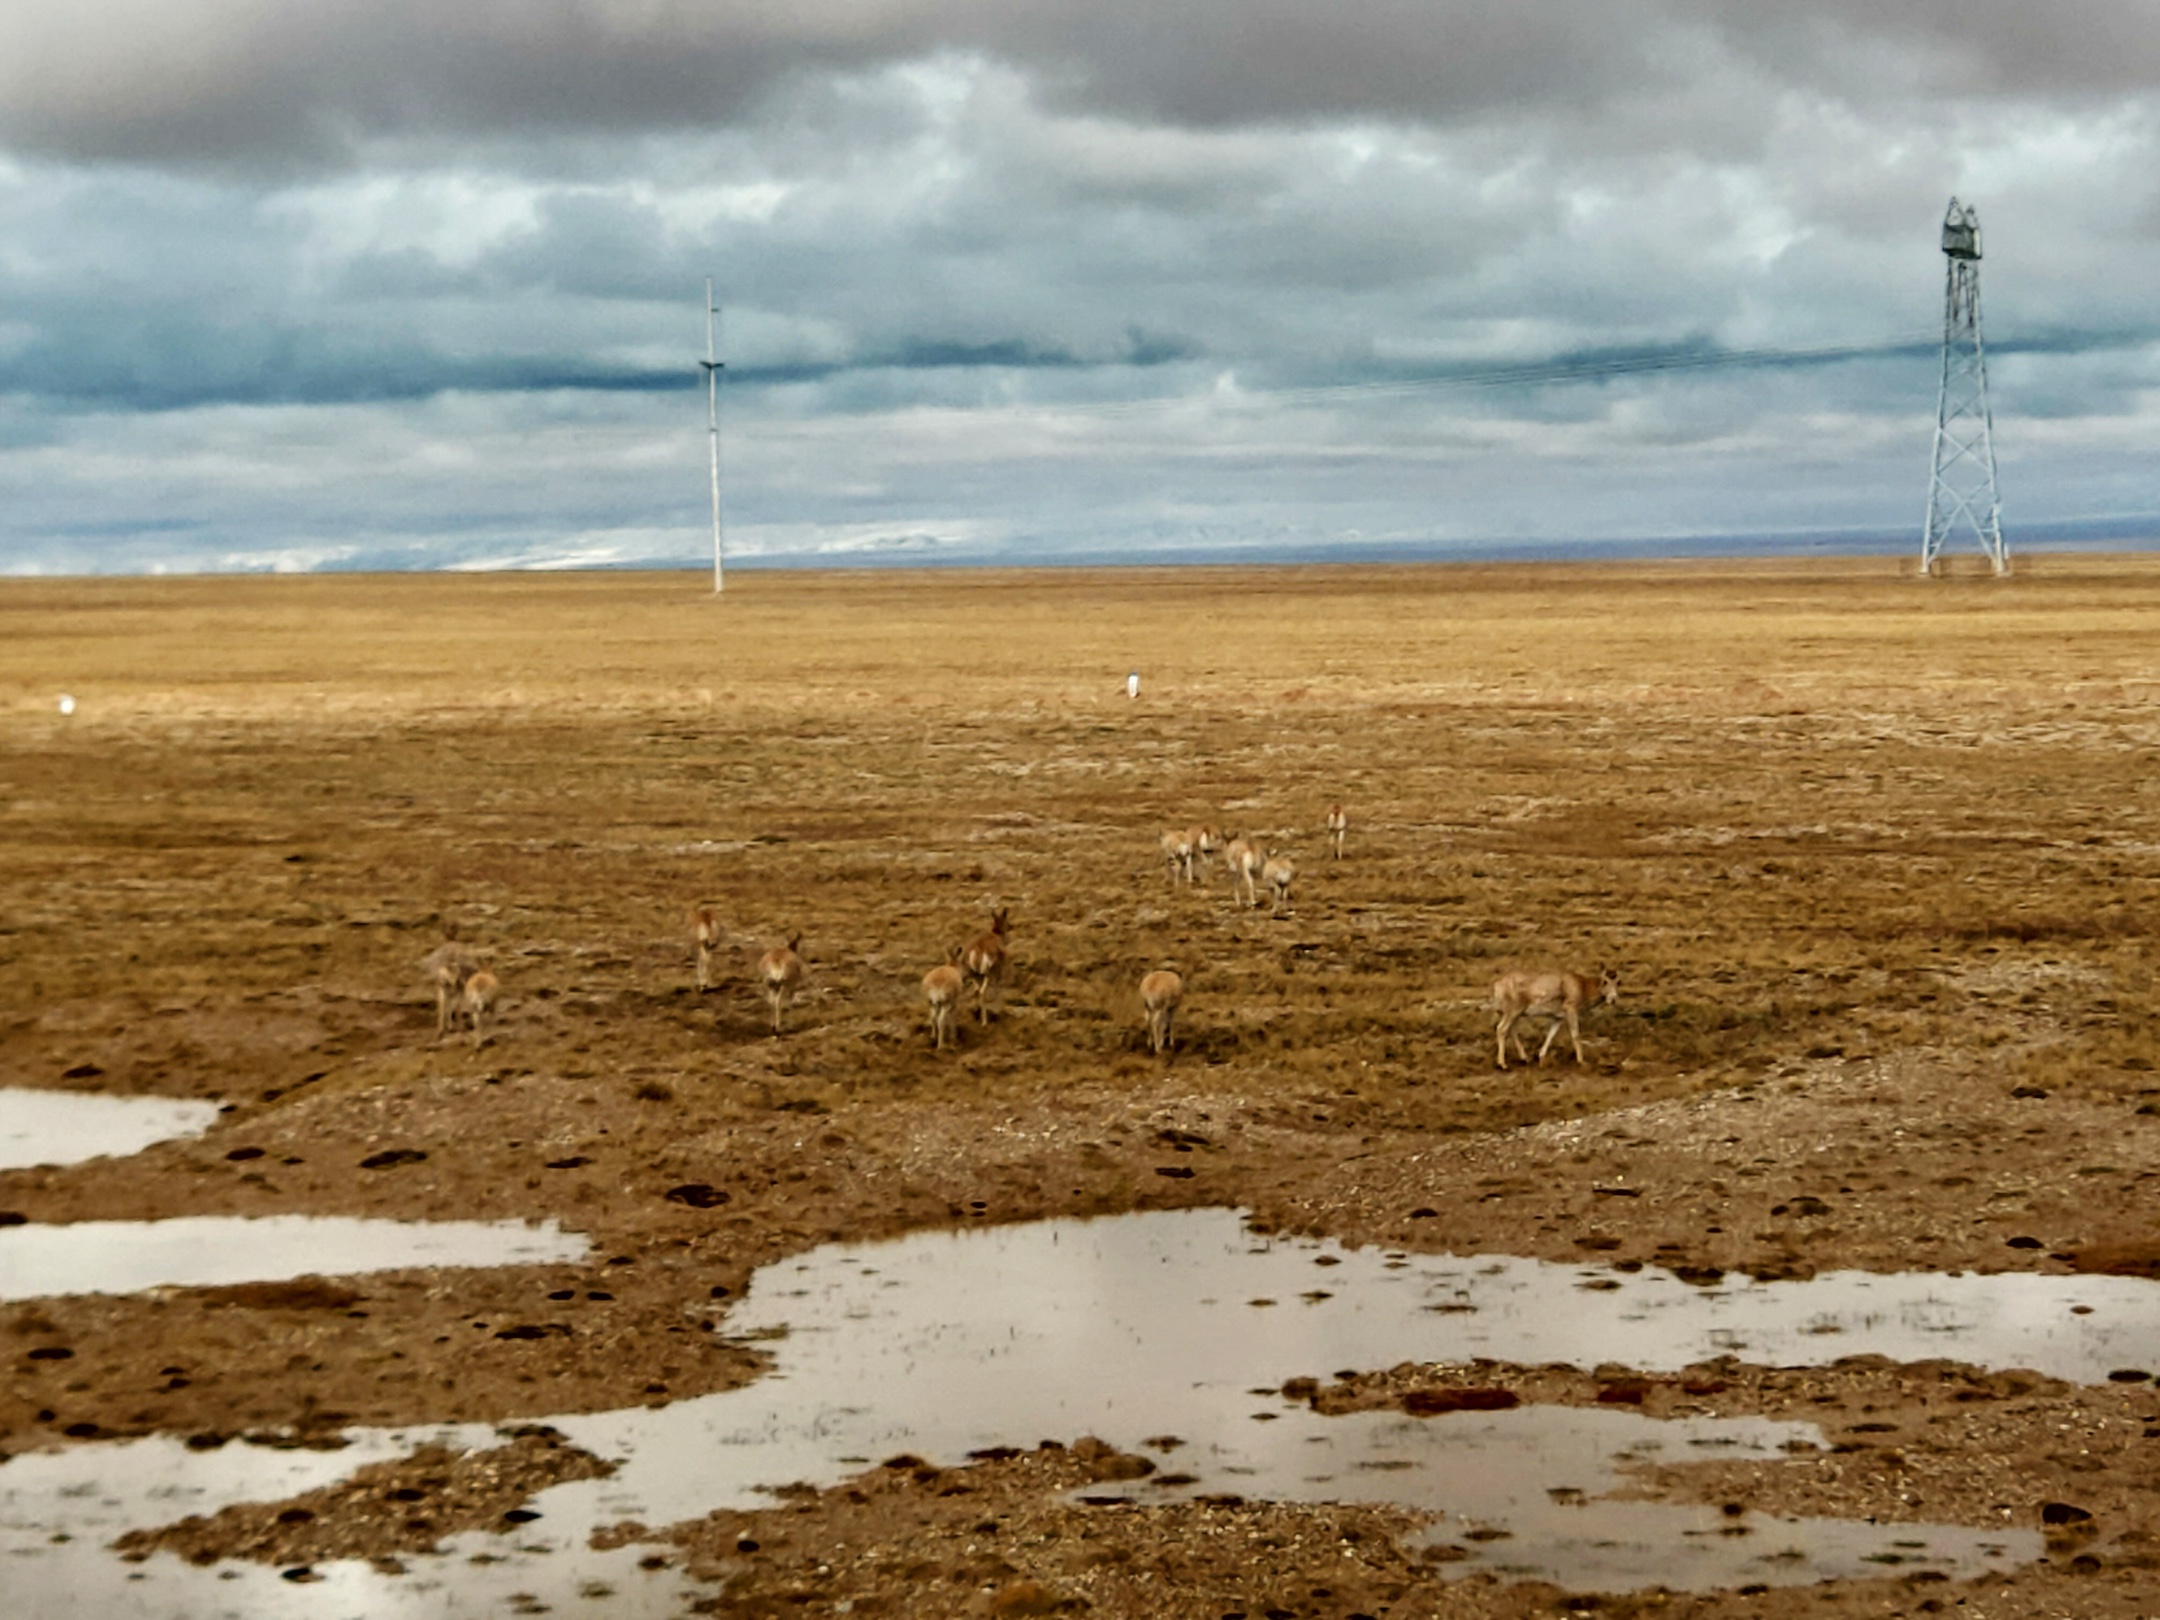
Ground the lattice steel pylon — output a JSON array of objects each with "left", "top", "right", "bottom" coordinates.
[{"left": 1920, "top": 198, "right": 2008, "bottom": 576}]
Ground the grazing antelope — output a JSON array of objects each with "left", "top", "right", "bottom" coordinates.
[
  {"left": 1160, "top": 826, "right": 1197, "bottom": 885},
  {"left": 1188, "top": 824, "right": 1221, "bottom": 874},
  {"left": 961, "top": 908, "right": 1010, "bottom": 1025},
  {"left": 1492, "top": 966, "right": 1620, "bottom": 1069},
  {"left": 1262, "top": 852, "right": 1296, "bottom": 916},
  {"left": 757, "top": 934, "right": 805, "bottom": 1035},
  {"left": 1140, "top": 969, "right": 1183, "bottom": 1055},
  {"left": 1325, "top": 804, "right": 1348, "bottom": 860},
  {"left": 457, "top": 969, "right": 499, "bottom": 1047},
  {"left": 1222, "top": 836, "right": 1265, "bottom": 909},
  {"left": 1163, "top": 824, "right": 1221, "bottom": 885},
  {"left": 690, "top": 906, "right": 725, "bottom": 992},
  {"left": 923, "top": 948, "right": 965, "bottom": 1051},
  {"left": 422, "top": 940, "right": 481, "bottom": 1037}
]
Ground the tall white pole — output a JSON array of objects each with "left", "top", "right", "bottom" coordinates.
[{"left": 703, "top": 278, "right": 724, "bottom": 595}]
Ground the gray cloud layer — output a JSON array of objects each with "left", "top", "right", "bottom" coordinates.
[
  {"left": 5, "top": 4, "right": 2160, "bottom": 573},
  {"left": 11, "top": 4, "right": 2160, "bottom": 168}
]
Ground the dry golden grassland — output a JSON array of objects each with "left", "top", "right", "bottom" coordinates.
[
  {"left": 7, "top": 556, "right": 2160, "bottom": 1616},
  {"left": 6, "top": 558, "right": 2159, "bottom": 1122}
]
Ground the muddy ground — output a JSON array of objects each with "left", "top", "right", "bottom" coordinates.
[{"left": 6, "top": 558, "right": 2160, "bottom": 1616}]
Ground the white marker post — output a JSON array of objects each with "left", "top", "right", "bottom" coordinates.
[{"left": 701, "top": 278, "right": 725, "bottom": 596}]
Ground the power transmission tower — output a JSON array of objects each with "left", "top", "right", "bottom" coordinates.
[
  {"left": 701, "top": 279, "right": 725, "bottom": 594},
  {"left": 1920, "top": 198, "right": 2007, "bottom": 576}
]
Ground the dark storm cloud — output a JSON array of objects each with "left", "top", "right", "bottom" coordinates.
[{"left": 10, "top": 3, "right": 2160, "bottom": 171}]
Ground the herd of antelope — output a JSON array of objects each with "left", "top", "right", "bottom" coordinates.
[
  {"left": 421, "top": 800, "right": 1621, "bottom": 1068},
  {"left": 1161, "top": 822, "right": 1299, "bottom": 917}
]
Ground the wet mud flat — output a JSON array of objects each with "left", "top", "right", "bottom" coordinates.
[
  {"left": 8, "top": 558, "right": 2160, "bottom": 1616},
  {"left": 18, "top": 1205, "right": 2157, "bottom": 1615}
]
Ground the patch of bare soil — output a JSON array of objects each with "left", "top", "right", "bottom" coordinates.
[
  {"left": 1252, "top": 1050, "right": 2160, "bottom": 1280},
  {"left": 7, "top": 561, "right": 2160, "bottom": 1615},
  {"left": 635, "top": 1442, "right": 1448, "bottom": 1620}
]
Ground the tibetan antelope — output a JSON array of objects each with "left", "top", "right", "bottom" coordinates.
[
  {"left": 1161, "top": 823, "right": 1220, "bottom": 885},
  {"left": 1325, "top": 804, "right": 1348, "bottom": 860},
  {"left": 690, "top": 906, "right": 725, "bottom": 992},
  {"left": 1189, "top": 824, "right": 1221, "bottom": 875},
  {"left": 422, "top": 940, "right": 481, "bottom": 1038},
  {"left": 961, "top": 908, "right": 1010, "bottom": 1025},
  {"left": 923, "top": 948, "right": 965, "bottom": 1051},
  {"left": 457, "top": 969, "right": 499, "bottom": 1047},
  {"left": 1492, "top": 966, "right": 1620, "bottom": 1069},
  {"left": 1222, "top": 836, "right": 1265, "bottom": 909},
  {"left": 1140, "top": 969, "right": 1183, "bottom": 1055},
  {"left": 1262, "top": 852, "right": 1296, "bottom": 916},
  {"left": 757, "top": 934, "right": 805, "bottom": 1035},
  {"left": 1160, "top": 826, "right": 1196, "bottom": 885}
]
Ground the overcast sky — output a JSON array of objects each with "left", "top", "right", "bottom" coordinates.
[{"left": 5, "top": 3, "right": 2159, "bottom": 573}]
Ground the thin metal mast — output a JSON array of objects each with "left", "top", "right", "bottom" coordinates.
[
  {"left": 1920, "top": 198, "right": 2008, "bottom": 576},
  {"left": 701, "top": 279, "right": 725, "bottom": 594}
]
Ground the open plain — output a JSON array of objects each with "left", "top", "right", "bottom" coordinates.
[{"left": 6, "top": 556, "right": 2160, "bottom": 1617}]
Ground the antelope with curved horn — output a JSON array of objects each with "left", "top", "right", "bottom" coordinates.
[{"left": 1325, "top": 804, "right": 1348, "bottom": 860}]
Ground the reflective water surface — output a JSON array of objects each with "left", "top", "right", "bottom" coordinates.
[
  {"left": 0, "top": 1217, "right": 589, "bottom": 1302},
  {"left": 0, "top": 1088, "right": 221, "bottom": 1171},
  {"left": 0, "top": 1428, "right": 692, "bottom": 1620},
  {"left": 14, "top": 1206, "right": 2142, "bottom": 1612},
  {"left": 540, "top": 1209, "right": 2076, "bottom": 1589}
]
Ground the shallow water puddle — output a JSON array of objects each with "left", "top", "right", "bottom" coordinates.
[
  {"left": 0, "top": 1428, "right": 692, "bottom": 1620},
  {"left": 534, "top": 1208, "right": 2070, "bottom": 1591},
  {"left": 22, "top": 1207, "right": 2154, "bottom": 1610},
  {"left": 0, "top": 1217, "right": 588, "bottom": 1303},
  {"left": 0, "top": 1088, "right": 221, "bottom": 1171},
  {"left": 1089, "top": 1401, "right": 2018, "bottom": 1592}
]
